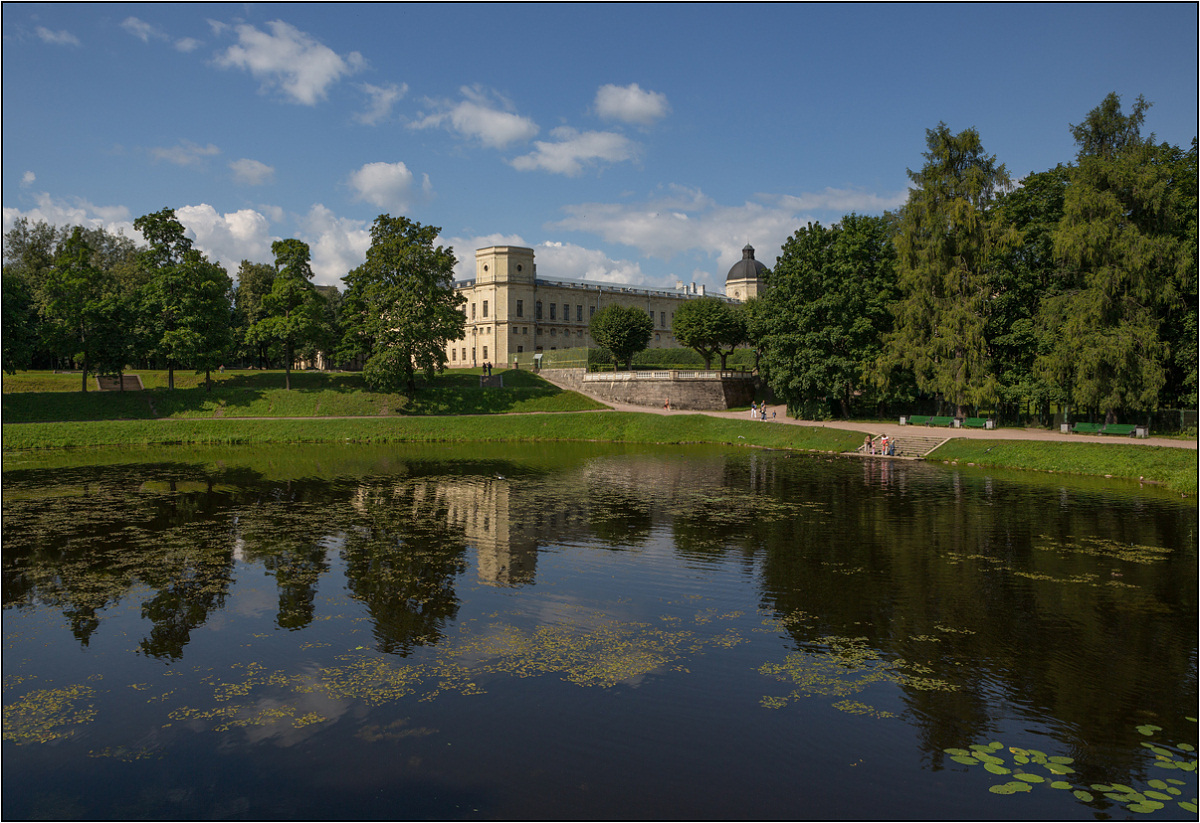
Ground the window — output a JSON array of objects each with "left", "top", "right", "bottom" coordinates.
[
  {"left": 648, "top": 309, "right": 654, "bottom": 322},
  {"left": 471, "top": 347, "right": 476, "bottom": 361},
  {"left": 483, "top": 346, "right": 488, "bottom": 360},
  {"left": 516, "top": 299, "right": 524, "bottom": 318},
  {"left": 551, "top": 328, "right": 557, "bottom": 336},
  {"left": 660, "top": 311, "right": 666, "bottom": 327},
  {"left": 451, "top": 348, "right": 456, "bottom": 361},
  {"left": 590, "top": 306, "right": 595, "bottom": 318},
  {"left": 536, "top": 328, "right": 543, "bottom": 335},
  {"left": 550, "top": 303, "right": 557, "bottom": 320},
  {"left": 471, "top": 303, "right": 476, "bottom": 319},
  {"left": 482, "top": 300, "right": 488, "bottom": 318},
  {"left": 462, "top": 348, "right": 467, "bottom": 361},
  {"left": 517, "top": 346, "right": 523, "bottom": 353},
  {"left": 577, "top": 329, "right": 583, "bottom": 338},
  {"left": 535, "top": 301, "right": 543, "bottom": 319},
  {"left": 522, "top": 327, "right": 527, "bottom": 334}
]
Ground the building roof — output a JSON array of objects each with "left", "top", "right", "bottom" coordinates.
[{"left": 726, "top": 244, "right": 766, "bottom": 282}]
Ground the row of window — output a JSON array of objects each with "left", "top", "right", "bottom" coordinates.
[
  {"left": 472, "top": 299, "right": 672, "bottom": 329},
  {"left": 450, "top": 346, "right": 489, "bottom": 362}
]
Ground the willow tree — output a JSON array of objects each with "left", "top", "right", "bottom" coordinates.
[{"left": 877, "top": 124, "right": 1015, "bottom": 417}]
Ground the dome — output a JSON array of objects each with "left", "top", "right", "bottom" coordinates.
[{"left": 726, "top": 244, "right": 766, "bottom": 282}]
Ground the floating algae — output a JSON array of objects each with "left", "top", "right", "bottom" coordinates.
[{"left": 2, "top": 685, "right": 98, "bottom": 745}]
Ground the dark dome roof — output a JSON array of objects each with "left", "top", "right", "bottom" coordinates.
[{"left": 726, "top": 244, "right": 766, "bottom": 282}]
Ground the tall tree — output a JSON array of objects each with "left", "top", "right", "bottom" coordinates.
[
  {"left": 589, "top": 304, "right": 653, "bottom": 370},
  {"left": 671, "top": 297, "right": 746, "bottom": 369},
  {"left": 339, "top": 215, "right": 464, "bottom": 394},
  {"left": 233, "top": 260, "right": 277, "bottom": 368},
  {"left": 1037, "top": 94, "right": 1196, "bottom": 421},
  {"left": 760, "top": 214, "right": 899, "bottom": 418},
  {"left": 247, "top": 239, "right": 327, "bottom": 390},
  {"left": 877, "top": 123, "right": 1016, "bottom": 416},
  {"left": 1, "top": 270, "right": 38, "bottom": 374},
  {"left": 134, "top": 208, "right": 233, "bottom": 390},
  {"left": 39, "top": 228, "right": 120, "bottom": 391}
]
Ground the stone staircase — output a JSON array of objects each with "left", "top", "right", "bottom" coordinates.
[{"left": 857, "top": 434, "right": 949, "bottom": 458}]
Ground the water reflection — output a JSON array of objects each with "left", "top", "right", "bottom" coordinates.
[{"left": 2, "top": 444, "right": 1196, "bottom": 819}]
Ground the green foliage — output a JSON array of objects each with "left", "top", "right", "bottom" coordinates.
[
  {"left": 233, "top": 260, "right": 276, "bottom": 367},
  {"left": 588, "top": 304, "right": 653, "bottom": 369},
  {"left": 759, "top": 214, "right": 898, "bottom": 418},
  {"left": 878, "top": 124, "right": 1016, "bottom": 415},
  {"left": 1037, "top": 96, "right": 1197, "bottom": 419},
  {"left": 247, "top": 240, "right": 327, "bottom": 389},
  {"left": 2, "top": 269, "right": 38, "bottom": 374},
  {"left": 670, "top": 297, "right": 746, "bottom": 368},
  {"left": 340, "top": 215, "right": 464, "bottom": 395}
]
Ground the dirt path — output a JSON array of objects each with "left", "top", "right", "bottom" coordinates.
[{"left": 549, "top": 383, "right": 1196, "bottom": 451}]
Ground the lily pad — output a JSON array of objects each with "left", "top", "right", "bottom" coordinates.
[
  {"left": 1014, "top": 772, "right": 1044, "bottom": 783},
  {"left": 1179, "top": 801, "right": 1197, "bottom": 813},
  {"left": 1091, "top": 783, "right": 1113, "bottom": 792},
  {"left": 1046, "top": 764, "right": 1075, "bottom": 775},
  {"left": 1179, "top": 743, "right": 1195, "bottom": 752},
  {"left": 1147, "top": 779, "right": 1168, "bottom": 790},
  {"left": 1048, "top": 755, "right": 1074, "bottom": 764},
  {"left": 1145, "top": 791, "right": 1171, "bottom": 801},
  {"left": 1137, "top": 724, "right": 1163, "bottom": 736},
  {"left": 944, "top": 748, "right": 972, "bottom": 757},
  {"left": 950, "top": 755, "right": 980, "bottom": 766},
  {"left": 989, "top": 781, "right": 1032, "bottom": 795},
  {"left": 1073, "top": 790, "right": 1094, "bottom": 802},
  {"left": 1050, "top": 781, "right": 1072, "bottom": 790},
  {"left": 984, "top": 762, "right": 1011, "bottom": 775},
  {"left": 976, "top": 753, "right": 1004, "bottom": 765}
]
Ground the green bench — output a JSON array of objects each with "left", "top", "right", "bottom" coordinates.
[
  {"left": 963, "top": 417, "right": 989, "bottom": 429},
  {"left": 1072, "top": 422, "right": 1103, "bottom": 434},
  {"left": 1102, "top": 423, "right": 1137, "bottom": 436},
  {"left": 906, "top": 415, "right": 929, "bottom": 426},
  {"left": 927, "top": 416, "right": 956, "bottom": 427}
]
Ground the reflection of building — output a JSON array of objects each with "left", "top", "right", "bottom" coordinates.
[
  {"left": 446, "top": 245, "right": 764, "bottom": 368},
  {"left": 439, "top": 479, "right": 540, "bottom": 587}
]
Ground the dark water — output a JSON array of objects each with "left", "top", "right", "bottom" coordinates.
[{"left": 3, "top": 442, "right": 1196, "bottom": 820}]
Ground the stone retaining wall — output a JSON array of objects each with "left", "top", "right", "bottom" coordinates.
[{"left": 538, "top": 367, "right": 755, "bottom": 411}]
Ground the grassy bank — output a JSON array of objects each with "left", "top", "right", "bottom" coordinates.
[
  {"left": 0, "top": 368, "right": 605, "bottom": 422},
  {"left": 0, "top": 412, "right": 866, "bottom": 454},
  {"left": 929, "top": 439, "right": 1197, "bottom": 496}
]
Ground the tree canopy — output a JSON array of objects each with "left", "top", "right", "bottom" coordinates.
[
  {"left": 247, "top": 239, "right": 328, "bottom": 389},
  {"left": 339, "top": 215, "right": 464, "bottom": 394},
  {"left": 671, "top": 297, "right": 745, "bottom": 369},
  {"left": 589, "top": 304, "right": 653, "bottom": 369}
]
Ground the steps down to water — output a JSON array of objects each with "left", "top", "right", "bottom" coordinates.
[{"left": 856, "top": 434, "right": 949, "bottom": 458}]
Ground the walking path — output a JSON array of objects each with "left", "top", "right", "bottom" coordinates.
[{"left": 540, "top": 376, "right": 1196, "bottom": 453}]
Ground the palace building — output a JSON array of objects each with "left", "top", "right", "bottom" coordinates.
[{"left": 446, "top": 243, "right": 766, "bottom": 368}]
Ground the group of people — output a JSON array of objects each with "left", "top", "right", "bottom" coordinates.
[
  {"left": 749, "top": 402, "right": 775, "bottom": 421},
  {"left": 483, "top": 362, "right": 493, "bottom": 377},
  {"left": 864, "top": 434, "right": 896, "bottom": 456}
]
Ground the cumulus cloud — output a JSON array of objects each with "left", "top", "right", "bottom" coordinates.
[
  {"left": 594, "top": 83, "right": 670, "bottom": 126},
  {"left": 35, "top": 26, "right": 80, "bottom": 47},
  {"left": 175, "top": 37, "right": 202, "bottom": 53},
  {"left": 410, "top": 85, "right": 538, "bottom": 149},
  {"left": 229, "top": 158, "right": 275, "bottom": 186},
  {"left": 509, "top": 128, "right": 640, "bottom": 176},
  {"left": 298, "top": 204, "right": 372, "bottom": 285},
  {"left": 21, "top": 171, "right": 36, "bottom": 188},
  {"left": 534, "top": 241, "right": 649, "bottom": 285},
  {"left": 440, "top": 231, "right": 528, "bottom": 280},
  {"left": 150, "top": 140, "right": 221, "bottom": 167},
  {"left": 346, "top": 161, "right": 431, "bottom": 210},
  {"left": 3, "top": 193, "right": 134, "bottom": 241},
  {"left": 175, "top": 204, "right": 277, "bottom": 272},
  {"left": 121, "top": 17, "right": 166, "bottom": 43},
  {"left": 355, "top": 82, "right": 408, "bottom": 126},
  {"left": 215, "top": 20, "right": 365, "bottom": 106}
]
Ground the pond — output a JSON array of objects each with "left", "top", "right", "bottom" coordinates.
[{"left": 2, "top": 442, "right": 1196, "bottom": 820}]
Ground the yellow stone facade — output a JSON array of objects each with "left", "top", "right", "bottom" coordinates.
[{"left": 447, "top": 245, "right": 754, "bottom": 368}]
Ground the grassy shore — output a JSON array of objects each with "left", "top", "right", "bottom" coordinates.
[
  {"left": 929, "top": 439, "right": 1197, "bottom": 496},
  {"left": 1, "top": 368, "right": 605, "bottom": 421},
  {"left": 0, "top": 412, "right": 865, "bottom": 454}
]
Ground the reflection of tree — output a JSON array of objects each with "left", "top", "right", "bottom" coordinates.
[
  {"left": 341, "top": 480, "right": 469, "bottom": 655},
  {"left": 137, "top": 534, "right": 234, "bottom": 660}
]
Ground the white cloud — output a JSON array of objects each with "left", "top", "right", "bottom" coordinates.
[
  {"left": 121, "top": 17, "right": 166, "bottom": 43},
  {"left": 175, "top": 37, "right": 203, "bottom": 53},
  {"left": 229, "top": 158, "right": 275, "bottom": 186},
  {"left": 35, "top": 26, "right": 80, "bottom": 47},
  {"left": 534, "top": 241, "right": 649, "bottom": 285},
  {"left": 441, "top": 231, "right": 528, "bottom": 280},
  {"left": 215, "top": 20, "right": 365, "bottom": 106},
  {"left": 150, "top": 140, "right": 221, "bottom": 167},
  {"left": 773, "top": 187, "right": 908, "bottom": 213},
  {"left": 509, "top": 127, "right": 640, "bottom": 176},
  {"left": 3, "top": 193, "right": 134, "bottom": 242},
  {"left": 355, "top": 82, "right": 408, "bottom": 126},
  {"left": 298, "top": 204, "right": 372, "bottom": 286},
  {"left": 175, "top": 204, "right": 277, "bottom": 272},
  {"left": 410, "top": 85, "right": 538, "bottom": 149},
  {"left": 346, "top": 161, "right": 431, "bottom": 210},
  {"left": 594, "top": 83, "right": 670, "bottom": 126},
  {"left": 20, "top": 171, "right": 36, "bottom": 188}
]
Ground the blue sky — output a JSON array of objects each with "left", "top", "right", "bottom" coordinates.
[{"left": 3, "top": 3, "right": 1196, "bottom": 290}]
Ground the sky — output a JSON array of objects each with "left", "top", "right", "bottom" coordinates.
[{"left": 3, "top": 3, "right": 1197, "bottom": 291}]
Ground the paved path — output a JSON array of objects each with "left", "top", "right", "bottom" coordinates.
[{"left": 545, "top": 378, "right": 1196, "bottom": 451}]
